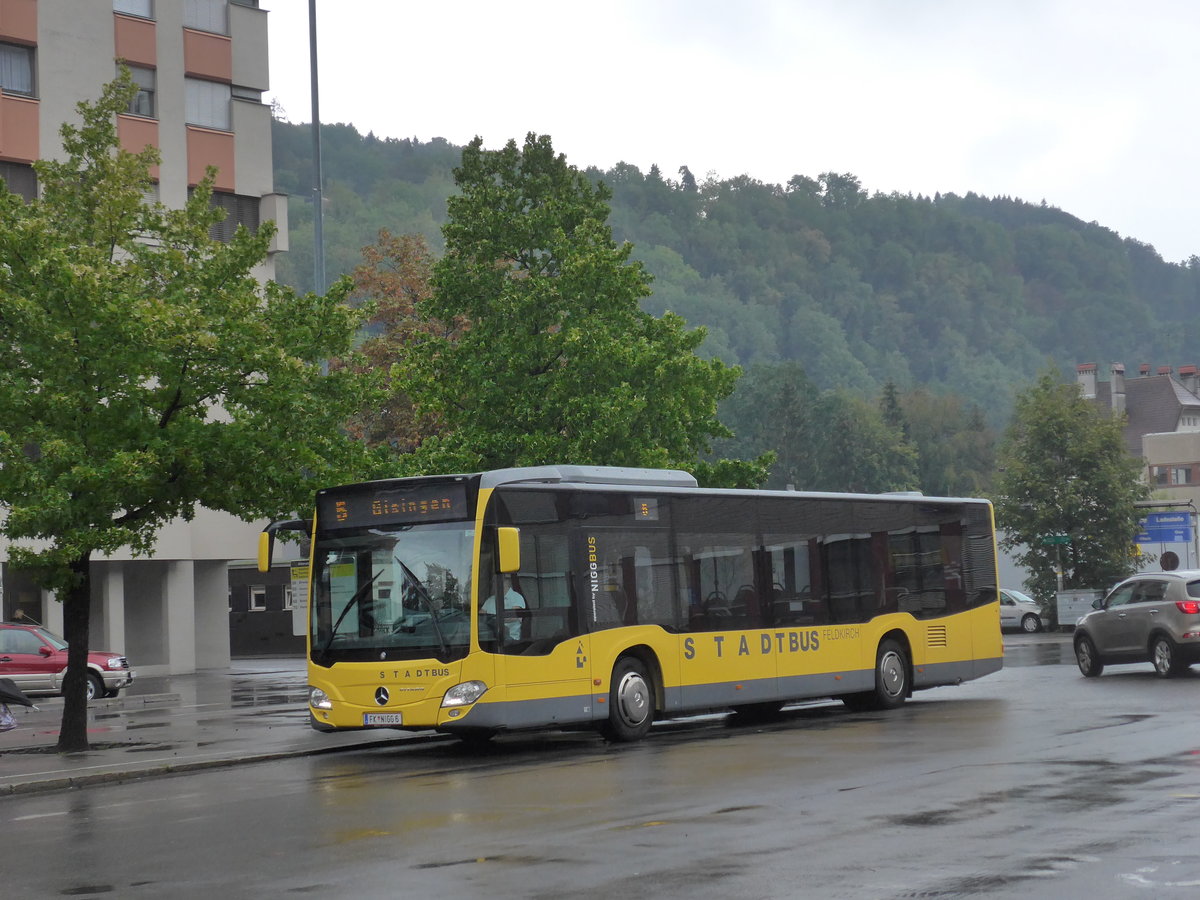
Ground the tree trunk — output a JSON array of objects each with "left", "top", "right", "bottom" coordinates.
[{"left": 56, "top": 553, "right": 93, "bottom": 753}]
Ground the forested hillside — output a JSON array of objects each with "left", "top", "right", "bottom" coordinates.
[{"left": 272, "top": 119, "right": 1200, "bottom": 435}]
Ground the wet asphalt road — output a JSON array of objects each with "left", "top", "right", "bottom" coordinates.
[{"left": 4, "top": 634, "right": 1199, "bottom": 900}]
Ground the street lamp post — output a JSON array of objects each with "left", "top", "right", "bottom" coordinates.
[{"left": 308, "top": 0, "right": 324, "bottom": 296}]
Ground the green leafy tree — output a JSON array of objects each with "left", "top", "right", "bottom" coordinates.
[
  {"left": 715, "top": 362, "right": 815, "bottom": 490},
  {"left": 879, "top": 379, "right": 907, "bottom": 435},
  {"left": 994, "top": 369, "right": 1147, "bottom": 609},
  {"left": 0, "top": 75, "right": 380, "bottom": 751},
  {"left": 404, "top": 133, "right": 767, "bottom": 487},
  {"left": 717, "top": 363, "right": 916, "bottom": 492},
  {"left": 339, "top": 229, "right": 461, "bottom": 452},
  {"left": 810, "top": 390, "right": 918, "bottom": 492},
  {"left": 901, "top": 389, "right": 996, "bottom": 496}
]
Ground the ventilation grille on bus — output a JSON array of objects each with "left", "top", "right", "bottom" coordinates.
[{"left": 927, "top": 625, "right": 948, "bottom": 648}]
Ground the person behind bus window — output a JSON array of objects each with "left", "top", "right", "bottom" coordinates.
[{"left": 482, "top": 575, "right": 527, "bottom": 640}]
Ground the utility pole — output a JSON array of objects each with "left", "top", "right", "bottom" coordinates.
[{"left": 308, "top": 0, "right": 325, "bottom": 296}]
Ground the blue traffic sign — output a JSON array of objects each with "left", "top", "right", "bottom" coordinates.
[{"left": 1135, "top": 511, "right": 1193, "bottom": 545}]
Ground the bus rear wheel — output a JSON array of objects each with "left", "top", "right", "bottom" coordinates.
[
  {"left": 602, "top": 656, "right": 655, "bottom": 742},
  {"left": 842, "top": 639, "right": 909, "bottom": 711}
]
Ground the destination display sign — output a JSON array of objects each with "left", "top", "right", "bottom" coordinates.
[{"left": 318, "top": 481, "right": 471, "bottom": 529}]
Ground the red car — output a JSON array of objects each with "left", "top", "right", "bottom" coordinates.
[{"left": 0, "top": 622, "right": 135, "bottom": 700}]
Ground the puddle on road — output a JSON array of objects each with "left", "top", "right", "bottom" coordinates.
[
  {"left": 1003, "top": 638, "right": 1076, "bottom": 667},
  {"left": 229, "top": 689, "right": 306, "bottom": 708}
]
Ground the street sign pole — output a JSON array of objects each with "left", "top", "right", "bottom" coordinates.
[{"left": 1040, "top": 534, "right": 1070, "bottom": 591}]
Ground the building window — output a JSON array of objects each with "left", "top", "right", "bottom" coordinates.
[
  {"left": 0, "top": 162, "right": 37, "bottom": 201},
  {"left": 185, "top": 77, "right": 231, "bottom": 130},
  {"left": 124, "top": 65, "right": 156, "bottom": 117},
  {"left": 1173, "top": 467, "right": 1192, "bottom": 485},
  {"left": 114, "top": 0, "right": 154, "bottom": 18},
  {"left": 231, "top": 84, "right": 263, "bottom": 103},
  {"left": 0, "top": 42, "right": 35, "bottom": 97},
  {"left": 248, "top": 585, "right": 267, "bottom": 611},
  {"left": 209, "top": 191, "right": 259, "bottom": 241},
  {"left": 184, "top": 0, "right": 228, "bottom": 34}
]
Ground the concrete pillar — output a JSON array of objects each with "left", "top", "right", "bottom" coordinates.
[
  {"left": 101, "top": 565, "right": 127, "bottom": 654},
  {"left": 194, "top": 560, "right": 231, "bottom": 669},
  {"left": 165, "top": 560, "right": 197, "bottom": 674},
  {"left": 43, "top": 589, "right": 63, "bottom": 633}
]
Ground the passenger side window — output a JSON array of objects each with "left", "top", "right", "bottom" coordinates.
[{"left": 1105, "top": 584, "right": 1136, "bottom": 608}]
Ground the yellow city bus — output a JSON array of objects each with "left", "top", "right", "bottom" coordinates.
[{"left": 259, "top": 465, "right": 1002, "bottom": 743}]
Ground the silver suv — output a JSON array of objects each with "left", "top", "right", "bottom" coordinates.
[{"left": 1073, "top": 572, "right": 1200, "bottom": 677}]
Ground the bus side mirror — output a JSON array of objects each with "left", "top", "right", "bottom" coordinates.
[
  {"left": 258, "top": 519, "right": 310, "bottom": 572},
  {"left": 497, "top": 527, "right": 521, "bottom": 574}
]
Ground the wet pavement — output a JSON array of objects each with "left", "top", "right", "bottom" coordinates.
[
  {"left": 1, "top": 634, "right": 1076, "bottom": 796},
  {"left": 0, "top": 657, "right": 439, "bottom": 795}
]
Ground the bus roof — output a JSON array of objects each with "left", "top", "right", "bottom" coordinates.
[
  {"left": 477, "top": 466, "right": 988, "bottom": 507},
  {"left": 479, "top": 465, "right": 699, "bottom": 490}
]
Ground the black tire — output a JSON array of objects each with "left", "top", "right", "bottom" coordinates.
[
  {"left": 1021, "top": 614, "right": 1042, "bottom": 634},
  {"left": 842, "top": 639, "right": 909, "bottom": 711},
  {"left": 85, "top": 672, "right": 104, "bottom": 702},
  {"left": 1075, "top": 634, "right": 1104, "bottom": 677},
  {"left": 1150, "top": 634, "right": 1181, "bottom": 678},
  {"left": 602, "top": 656, "right": 655, "bottom": 742}
]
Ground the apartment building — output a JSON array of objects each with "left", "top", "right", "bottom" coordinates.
[
  {"left": 1078, "top": 362, "right": 1200, "bottom": 567},
  {"left": 0, "top": 0, "right": 293, "bottom": 674}
]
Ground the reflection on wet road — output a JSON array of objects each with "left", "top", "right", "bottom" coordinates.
[{"left": 1002, "top": 631, "right": 1079, "bottom": 667}]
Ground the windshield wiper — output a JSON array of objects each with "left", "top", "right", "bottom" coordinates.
[
  {"left": 316, "top": 568, "right": 383, "bottom": 665},
  {"left": 396, "top": 556, "right": 450, "bottom": 660}
]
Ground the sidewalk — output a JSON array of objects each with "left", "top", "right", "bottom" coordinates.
[{"left": 0, "top": 657, "right": 441, "bottom": 796}]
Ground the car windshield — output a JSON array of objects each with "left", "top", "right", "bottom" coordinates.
[
  {"left": 1004, "top": 589, "right": 1036, "bottom": 605},
  {"left": 310, "top": 521, "right": 475, "bottom": 665},
  {"left": 33, "top": 627, "right": 68, "bottom": 650}
]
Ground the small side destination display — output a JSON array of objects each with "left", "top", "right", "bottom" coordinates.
[{"left": 319, "top": 482, "right": 470, "bottom": 529}]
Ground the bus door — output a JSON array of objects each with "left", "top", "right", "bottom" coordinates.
[
  {"left": 574, "top": 524, "right": 682, "bottom": 715},
  {"left": 484, "top": 526, "right": 594, "bottom": 728}
]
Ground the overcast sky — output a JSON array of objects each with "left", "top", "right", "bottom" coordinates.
[{"left": 264, "top": 0, "right": 1200, "bottom": 264}]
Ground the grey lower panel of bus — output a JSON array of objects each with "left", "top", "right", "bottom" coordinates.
[
  {"left": 449, "top": 656, "right": 1002, "bottom": 734},
  {"left": 452, "top": 694, "right": 599, "bottom": 732},
  {"left": 912, "top": 656, "right": 1002, "bottom": 689}
]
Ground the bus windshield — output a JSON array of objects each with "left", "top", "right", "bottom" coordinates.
[{"left": 310, "top": 521, "right": 475, "bottom": 665}]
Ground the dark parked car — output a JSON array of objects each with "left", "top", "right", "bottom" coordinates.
[
  {"left": 0, "top": 622, "right": 135, "bottom": 700},
  {"left": 1073, "top": 572, "right": 1200, "bottom": 677}
]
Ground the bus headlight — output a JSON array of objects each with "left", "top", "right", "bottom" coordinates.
[
  {"left": 442, "top": 681, "right": 488, "bottom": 707},
  {"left": 309, "top": 686, "right": 333, "bottom": 710}
]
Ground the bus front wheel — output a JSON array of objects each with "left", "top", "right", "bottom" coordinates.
[
  {"left": 602, "top": 656, "right": 655, "bottom": 742},
  {"left": 843, "top": 639, "right": 909, "bottom": 711}
]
